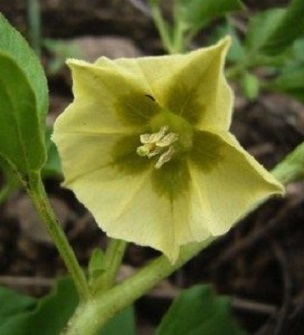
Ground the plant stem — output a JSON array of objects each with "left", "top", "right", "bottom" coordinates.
[
  {"left": 271, "top": 141, "right": 304, "bottom": 184},
  {"left": 27, "top": 171, "right": 90, "bottom": 300},
  {"left": 27, "top": 0, "right": 41, "bottom": 57},
  {"left": 149, "top": 0, "right": 175, "bottom": 54},
  {"left": 171, "top": 3, "right": 186, "bottom": 54},
  {"left": 92, "top": 239, "right": 127, "bottom": 294},
  {"left": 63, "top": 238, "right": 214, "bottom": 335}
]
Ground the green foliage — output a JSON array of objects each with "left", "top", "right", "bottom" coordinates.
[
  {"left": 211, "top": 21, "right": 245, "bottom": 63},
  {"left": 44, "top": 39, "right": 84, "bottom": 75},
  {"left": 0, "top": 278, "right": 77, "bottom": 335},
  {"left": 176, "top": 0, "right": 244, "bottom": 34},
  {"left": 0, "top": 278, "right": 135, "bottom": 335},
  {"left": 149, "top": 0, "right": 244, "bottom": 53},
  {"left": 261, "top": 0, "right": 304, "bottom": 55},
  {"left": 267, "top": 67, "right": 304, "bottom": 103},
  {"left": 241, "top": 72, "right": 260, "bottom": 101},
  {"left": 0, "top": 14, "right": 47, "bottom": 182},
  {"left": 156, "top": 285, "right": 247, "bottom": 335},
  {"left": 0, "top": 14, "right": 48, "bottom": 119},
  {"left": 100, "top": 306, "right": 135, "bottom": 335},
  {"left": 0, "top": 55, "right": 46, "bottom": 179},
  {"left": 245, "top": 9, "right": 285, "bottom": 54},
  {"left": 0, "top": 286, "right": 36, "bottom": 324},
  {"left": 265, "top": 38, "right": 304, "bottom": 102}
]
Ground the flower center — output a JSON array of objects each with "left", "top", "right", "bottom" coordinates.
[{"left": 136, "top": 126, "right": 178, "bottom": 169}]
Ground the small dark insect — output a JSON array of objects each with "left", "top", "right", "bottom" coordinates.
[{"left": 145, "top": 94, "right": 155, "bottom": 102}]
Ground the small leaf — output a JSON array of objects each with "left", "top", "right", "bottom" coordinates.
[
  {"left": 241, "top": 72, "right": 260, "bottom": 101},
  {"left": 0, "top": 278, "right": 135, "bottom": 335},
  {"left": 261, "top": 0, "right": 304, "bottom": 55},
  {"left": 176, "top": 0, "right": 244, "bottom": 34},
  {"left": 267, "top": 67, "right": 304, "bottom": 103},
  {"left": 0, "top": 54, "right": 46, "bottom": 180},
  {"left": 156, "top": 285, "right": 247, "bottom": 335},
  {"left": 292, "top": 38, "right": 304, "bottom": 62},
  {"left": 210, "top": 21, "right": 245, "bottom": 63},
  {"left": 245, "top": 9, "right": 285, "bottom": 54},
  {"left": 0, "top": 14, "right": 48, "bottom": 120}
]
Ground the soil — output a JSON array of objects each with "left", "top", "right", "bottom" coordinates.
[{"left": 1, "top": 1, "right": 304, "bottom": 334}]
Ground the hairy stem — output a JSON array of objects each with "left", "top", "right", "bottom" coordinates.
[{"left": 27, "top": 171, "right": 90, "bottom": 300}]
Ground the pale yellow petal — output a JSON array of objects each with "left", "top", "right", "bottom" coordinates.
[
  {"left": 68, "top": 165, "right": 192, "bottom": 262},
  {"left": 110, "top": 37, "right": 233, "bottom": 130},
  {"left": 52, "top": 132, "right": 121, "bottom": 184},
  {"left": 188, "top": 132, "right": 284, "bottom": 236},
  {"left": 63, "top": 59, "right": 158, "bottom": 133}
]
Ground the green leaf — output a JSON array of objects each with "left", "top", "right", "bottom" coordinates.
[
  {"left": 0, "top": 157, "right": 21, "bottom": 203},
  {"left": 245, "top": 9, "right": 285, "bottom": 54},
  {"left": 241, "top": 72, "right": 260, "bottom": 101},
  {"left": 0, "top": 14, "right": 48, "bottom": 120},
  {"left": 292, "top": 38, "right": 304, "bottom": 62},
  {"left": 0, "top": 14, "right": 48, "bottom": 182},
  {"left": 210, "top": 21, "right": 245, "bottom": 63},
  {"left": 0, "top": 278, "right": 135, "bottom": 335},
  {"left": 0, "top": 278, "right": 77, "bottom": 335},
  {"left": 0, "top": 286, "right": 36, "bottom": 323},
  {"left": 261, "top": 0, "right": 304, "bottom": 55},
  {"left": 176, "top": 0, "right": 244, "bottom": 34},
  {"left": 156, "top": 285, "right": 247, "bottom": 335},
  {"left": 101, "top": 306, "right": 135, "bottom": 335},
  {"left": 0, "top": 54, "right": 46, "bottom": 179},
  {"left": 267, "top": 67, "right": 304, "bottom": 103}
]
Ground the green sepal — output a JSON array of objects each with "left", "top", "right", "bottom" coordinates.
[{"left": 88, "top": 248, "right": 106, "bottom": 285}]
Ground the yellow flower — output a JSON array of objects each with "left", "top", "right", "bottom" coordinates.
[{"left": 53, "top": 37, "right": 284, "bottom": 263}]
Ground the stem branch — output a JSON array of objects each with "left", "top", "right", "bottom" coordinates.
[{"left": 63, "top": 238, "right": 214, "bottom": 335}]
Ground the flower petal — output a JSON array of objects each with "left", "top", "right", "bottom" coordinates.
[
  {"left": 53, "top": 131, "right": 121, "bottom": 184},
  {"left": 66, "top": 165, "right": 184, "bottom": 262},
  {"left": 188, "top": 131, "right": 284, "bottom": 236},
  {"left": 65, "top": 59, "right": 161, "bottom": 131},
  {"left": 112, "top": 37, "right": 233, "bottom": 130}
]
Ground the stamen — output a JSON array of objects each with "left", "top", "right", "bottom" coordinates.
[
  {"left": 136, "top": 126, "right": 178, "bottom": 168},
  {"left": 155, "top": 146, "right": 175, "bottom": 169}
]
